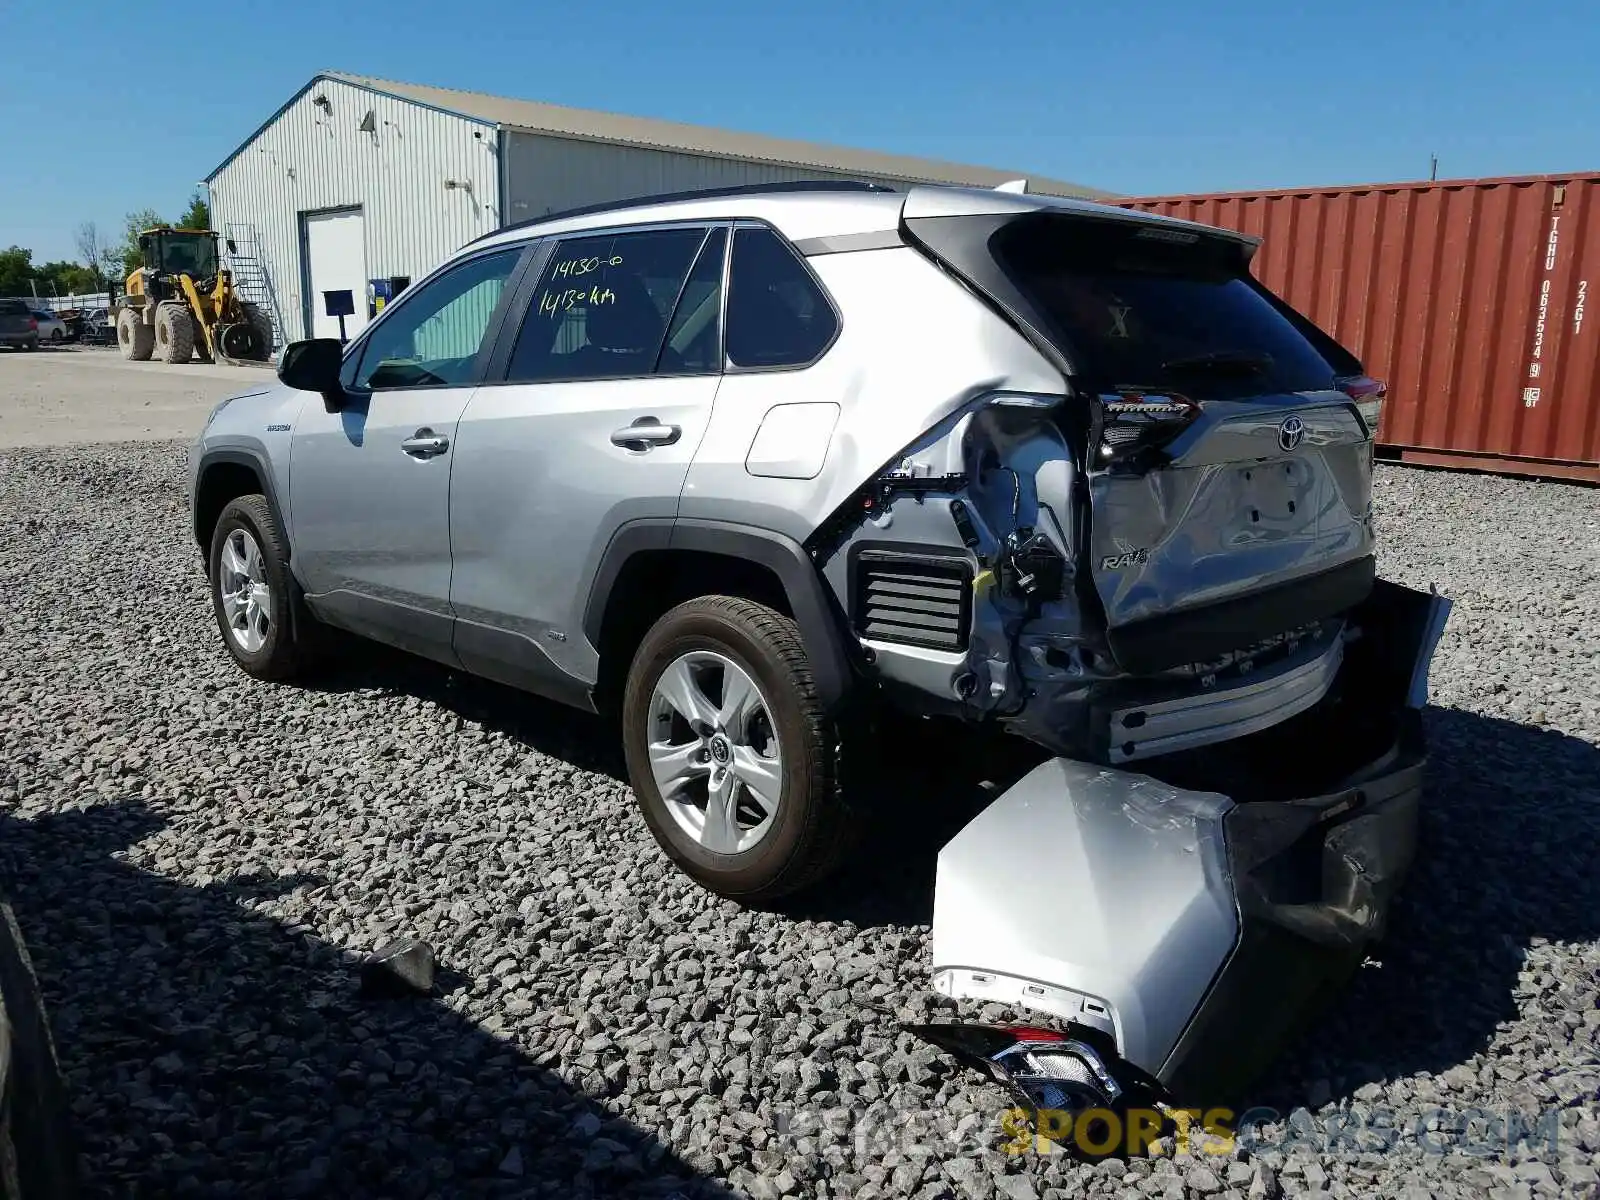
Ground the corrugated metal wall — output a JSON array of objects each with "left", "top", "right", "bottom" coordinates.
[
  {"left": 503, "top": 133, "right": 936, "bottom": 224},
  {"left": 411, "top": 269, "right": 510, "bottom": 363},
  {"left": 209, "top": 77, "right": 499, "bottom": 343},
  {"left": 1122, "top": 174, "right": 1600, "bottom": 482}
]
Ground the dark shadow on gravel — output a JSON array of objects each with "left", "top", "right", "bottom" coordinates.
[
  {"left": 300, "top": 640, "right": 1044, "bottom": 929},
  {"left": 778, "top": 715, "right": 1047, "bottom": 929},
  {"left": 303, "top": 640, "right": 630, "bottom": 784},
  {"left": 314, "top": 639, "right": 1047, "bottom": 921},
  {"left": 0, "top": 801, "right": 732, "bottom": 1200}
]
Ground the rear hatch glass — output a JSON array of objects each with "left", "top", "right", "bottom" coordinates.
[{"left": 990, "top": 215, "right": 1353, "bottom": 399}]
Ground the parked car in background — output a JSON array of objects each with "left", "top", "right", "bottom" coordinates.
[
  {"left": 0, "top": 300, "right": 39, "bottom": 351},
  {"left": 31, "top": 310, "right": 68, "bottom": 343}
]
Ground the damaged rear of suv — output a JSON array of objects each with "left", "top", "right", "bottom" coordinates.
[
  {"left": 817, "top": 188, "right": 1393, "bottom": 765},
  {"left": 799, "top": 186, "right": 1450, "bottom": 1107}
]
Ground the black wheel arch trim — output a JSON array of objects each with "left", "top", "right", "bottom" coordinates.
[
  {"left": 193, "top": 447, "right": 288, "bottom": 554},
  {"left": 582, "top": 518, "right": 856, "bottom": 710},
  {"left": 194, "top": 447, "right": 310, "bottom": 646}
]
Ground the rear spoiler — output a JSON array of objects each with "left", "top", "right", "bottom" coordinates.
[{"left": 901, "top": 185, "right": 1259, "bottom": 249}]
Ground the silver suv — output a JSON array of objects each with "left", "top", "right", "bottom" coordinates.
[{"left": 189, "top": 181, "right": 1429, "bottom": 909}]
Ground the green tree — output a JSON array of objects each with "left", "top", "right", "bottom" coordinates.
[
  {"left": 0, "top": 246, "right": 36, "bottom": 298},
  {"left": 118, "top": 207, "right": 166, "bottom": 276},
  {"left": 177, "top": 190, "right": 211, "bottom": 231},
  {"left": 37, "top": 260, "right": 99, "bottom": 295}
]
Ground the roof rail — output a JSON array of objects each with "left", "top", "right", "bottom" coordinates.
[{"left": 470, "top": 179, "right": 898, "bottom": 244}]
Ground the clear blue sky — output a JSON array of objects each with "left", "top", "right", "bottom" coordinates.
[{"left": 2, "top": 0, "right": 1595, "bottom": 263}]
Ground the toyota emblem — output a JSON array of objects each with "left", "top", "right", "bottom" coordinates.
[{"left": 1278, "top": 415, "right": 1306, "bottom": 452}]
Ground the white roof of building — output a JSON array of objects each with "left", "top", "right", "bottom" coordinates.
[{"left": 207, "top": 71, "right": 1107, "bottom": 199}]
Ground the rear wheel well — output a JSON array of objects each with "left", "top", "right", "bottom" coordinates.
[
  {"left": 195, "top": 462, "right": 266, "bottom": 563},
  {"left": 594, "top": 550, "right": 793, "bottom": 712}
]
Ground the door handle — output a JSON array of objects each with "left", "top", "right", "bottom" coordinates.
[
  {"left": 610, "top": 418, "right": 681, "bottom": 450},
  {"left": 401, "top": 428, "right": 450, "bottom": 458}
]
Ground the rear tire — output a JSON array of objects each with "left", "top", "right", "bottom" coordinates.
[
  {"left": 48, "top": 329, "right": 62, "bottom": 343},
  {"left": 116, "top": 309, "right": 153, "bottom": 361},
  {"left": 208, "top": 495, "right": 319, "bottom": 681},
  {"left": 154, "top": 302, "right": 195, "bottom": 364},
  {"left": 622, "top": 596, "right": 854, "bottom": 904},
  {"left": 240, "top": 301, "right": 275, "bottom": 361}
]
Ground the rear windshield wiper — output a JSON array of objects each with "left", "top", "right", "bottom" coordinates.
[{"left": 1161, "top": 350, "right": 1274, "bottom": 374}]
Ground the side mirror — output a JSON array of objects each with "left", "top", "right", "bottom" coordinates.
[{"left": 277, "top": 339, "right": 347, "bottom": 412}]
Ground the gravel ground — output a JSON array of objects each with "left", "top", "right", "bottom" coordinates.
[{"left": 0, "top": 442, "right": 1596, "bottom": 1200}]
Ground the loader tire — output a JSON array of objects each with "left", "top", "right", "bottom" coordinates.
[
  {"left": 154, "top": 302, "right": 195, "bottom": 364},
  {"left": 116, "top": 309, "right": 153, "bottom": 361},
  {"left": 240, "top": 302, "right": 275, "bottom": 361}
]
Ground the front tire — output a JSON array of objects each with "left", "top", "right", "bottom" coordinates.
[
  {"left": 116, "top": 309, "right": 153, "bottom": 361},
  {"left": 622, "top": 596, "right": 852, "bottom": 903},
  {"left": 207, "top": 495, "right": 316, "bottom": 681},
  {"left": 154, "top": 302, "right": 194, "bottom": 364}
]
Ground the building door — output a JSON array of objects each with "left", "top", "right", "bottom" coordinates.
[{"left": 302, "top": 208, "right": 370, "bottom": 343}]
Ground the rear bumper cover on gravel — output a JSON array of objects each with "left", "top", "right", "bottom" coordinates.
[{"left": 929, "top": 579, "right": 1450, "bottom": 1100}]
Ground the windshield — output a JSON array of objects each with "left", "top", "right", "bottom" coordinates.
[
  {"left": 156, "top": 234, "right": 218, "bottom": 278},
  {"left": 994, "top": 216, "right": 1342, "bottom": 401}
]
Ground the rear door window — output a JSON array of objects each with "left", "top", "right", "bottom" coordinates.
[
  {"left": 506, "top": 227, "right": 710, "bottom": 383},
  {"left": 725, "top": 226, "right": 838, "bottom": 368},
  {"left": 659, "top": 229, "right": 726, "bottom": 373},
  {"left": 994, "top": 217, "right": 1342, "bottom": 400}
]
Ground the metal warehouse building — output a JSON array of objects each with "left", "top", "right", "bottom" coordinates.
[{"left": 205, "top": 71, "right": 1102, "bottom": 349}]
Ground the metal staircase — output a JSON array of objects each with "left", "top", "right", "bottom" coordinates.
[{"left": 222, "top": 223, "right": 286, "bottom": 351}]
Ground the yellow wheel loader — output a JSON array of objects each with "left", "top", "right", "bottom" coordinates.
[{"left": 113, "top": 228, "right": 275, "bottom": 366}]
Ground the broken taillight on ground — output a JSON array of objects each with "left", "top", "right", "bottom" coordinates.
[{"left": 906, "top": 1023, "right": 1126, "bottom": 1115}]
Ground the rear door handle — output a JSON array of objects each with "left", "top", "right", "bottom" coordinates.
[
  {"left": 610, "top": 418, "right": 681, "bottom": 450},
  {"left": 401, "top": 428, "right": 450, "bottom": 458}
]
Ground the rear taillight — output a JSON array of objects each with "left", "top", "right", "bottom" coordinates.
[
  {"left": 1096, "top": 390, "right": 1200, "bottom": 464},
  {"left": 27, "top": 317, "right": 38, "bottom": 332},
  {"left": 1337, "top": 374, "right": 1385, "bottom": 435},
  {"left": 906, "top": 1022, "right": 1126, "bottom": 1115}
]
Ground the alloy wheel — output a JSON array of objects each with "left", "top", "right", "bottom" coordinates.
[
  {"left": 646, "top": 650, "right": 783, "bottom": 854},
  {"left": 218, "top": 528, "right": 273, "bottom": 653}
]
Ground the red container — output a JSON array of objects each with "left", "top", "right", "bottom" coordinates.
[{"left": 1121, "top": 173, "right": 1600, "bottom": 483}]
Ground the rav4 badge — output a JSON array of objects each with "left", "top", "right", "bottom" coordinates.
[{"left": 1100, "top": 549, "right": 1150, "bottom": 570}]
